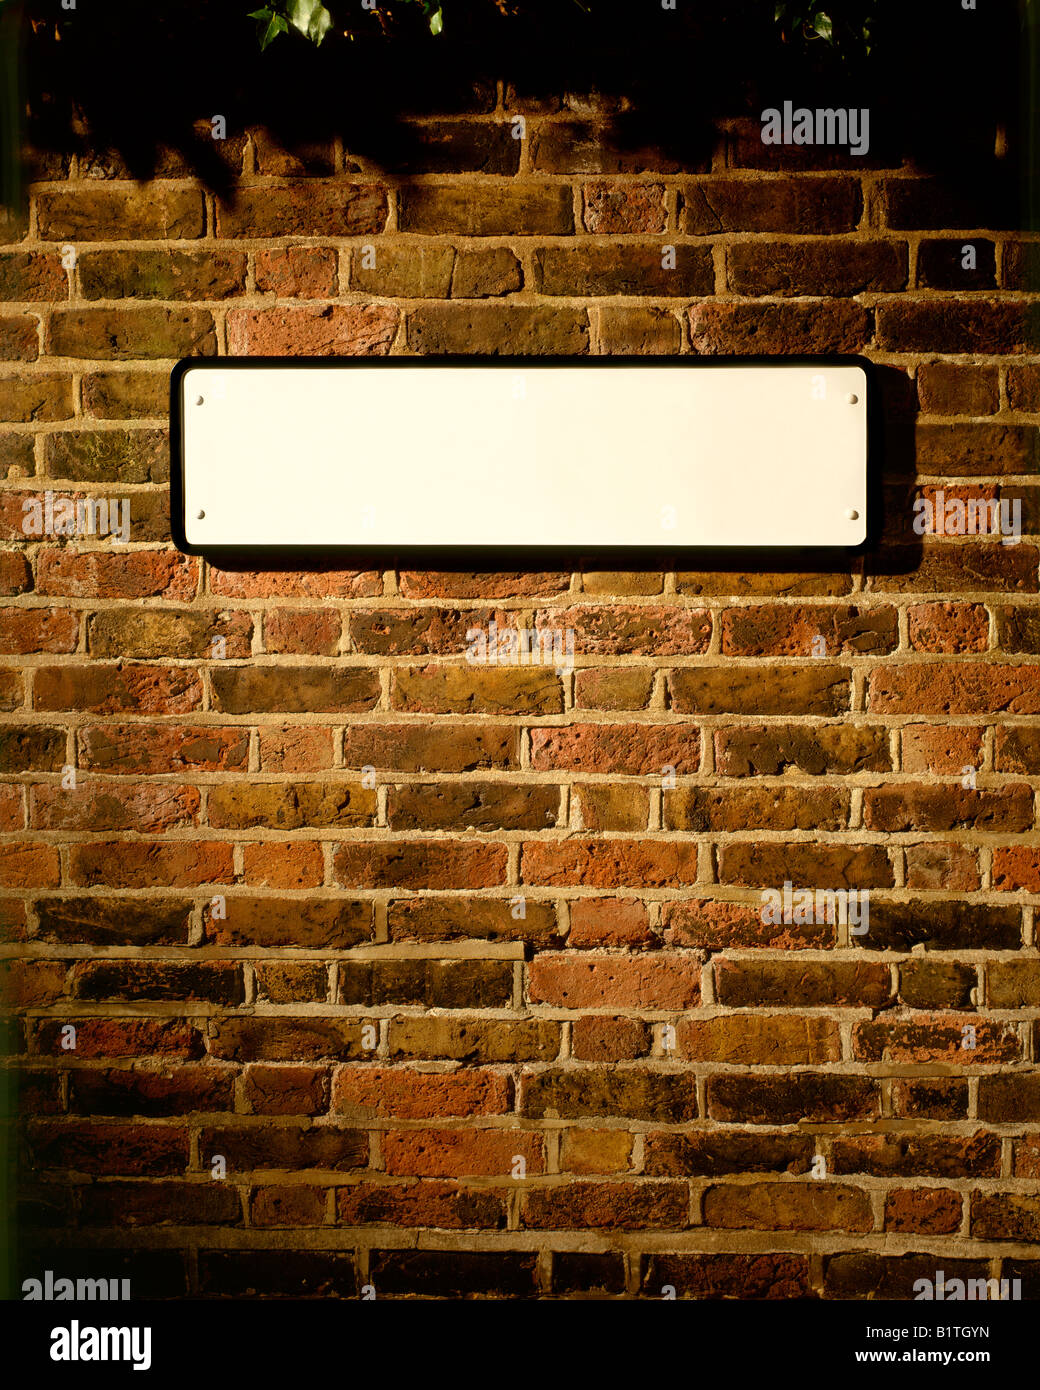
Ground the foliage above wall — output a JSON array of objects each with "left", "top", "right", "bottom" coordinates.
[
  {"left": 0, "top": 0, "right": 1026, "bottom": 197},
  {"left": 244, "top": 0, "right": 881, "bottom": 57}
]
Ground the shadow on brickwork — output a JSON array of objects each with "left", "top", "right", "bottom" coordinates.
[{"left": 3, "top": 0, "right": 1028, "bottom": 216}]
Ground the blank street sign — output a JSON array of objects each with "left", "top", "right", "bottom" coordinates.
[{"left": 171, "top": 357, "right": 870, "bottom": 552}]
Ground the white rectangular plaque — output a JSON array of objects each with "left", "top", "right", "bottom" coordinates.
[{"left": 172, "top": 357, "right": 869, "bottom": 551}]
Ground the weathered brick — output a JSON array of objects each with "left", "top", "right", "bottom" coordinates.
[
  {"left": 715, "top": 960, "right": 892, "bottom": 1008},
  {"left": 333, "top": 837, "right": 507, "bottom": 890},
  {"left": 727, "top": 240, "right": 906, "bottom": 296},
  {"left": 208, "top": 782, "right": 375, "bottom": 830},
  {"left": 715, "top": 724, "right": 890, "bottom": 776},
  {"left": 204, "top": 897, "right": 372, "bottom": 949},
  {"left": 47, "top": 308, "right": 215, "bottom": 360},
  {"left": 917, "top": 363, "right": 999, "bottom": 415},
  {"left": 523, "top": 1180, "right": 687, "bottom": 1230},
  {"left": 680, "top": 1014, "right": 840, "bottom": 1065},
  {"left": 399, "top": 184, "right": 573, "bottom": 235},
  {"left": 522, "top": 839, "right": 698, "bottom": 888},
  {"left": 876, "top": 299, "right": 1036, "bottom": 353},
  {"left": 688, "top": 301, "right": 871, "bottom": 354},
  {"left": 391, "top": 665, "right": 563, "bottom": 714},
  {"left": 227, "top": 304, "right": 397, "bottom": 355},
  {"left": 521, "top": 1068, "right": 697, "bottom": 1122},
  {"left": 78, "top": 249, "right": 247, "bottom": 300},
  {"left": 718, "top": 841, "right": 893, "bottom": 889},
  {"left": 249, "top": 246, "right": 334, "bottom": 301},
  {"left": 535, "top": 244, "right": 712, "bottom": 296},
  {"left": 332, "top": 1065, "right": 512, "bottom": 1120},
  {"left": 669, "top": 665, "right": 850, "bottom": 715},
  {"left": 583, "top": 182, "right": 667, "bottom": 233},
  {"left": 387, "top": 781, "right": 558, "bottom": 831},
  {"left": 215, "top": 183, "right": 387, "bottom": 237},
  {"left": 721, "top": 604, "right": 897, "bottom": 656},
  {"left": 0, "top": 373, "right": 74, "bottom": 422},
  {"left": 680, "top": 177, "right": 861, "bottom": 234},
  {"left": 704, "top": 1182, "right": 871, "bottom": 1233},
  {"left": 529, "top": 953, "right": 700, "bottom": 1010},
  {"left": 210, "top": 666, "right": 379, "bottom": 714},
  {"left": 406, "top": 304, "right": 589, "bottom": 354},
  {"left": 530, "top": 723, "right": 698, "bottom": 775},
  {"left": 391, "top": 1017, "right": 559, "bottom": 1063}
]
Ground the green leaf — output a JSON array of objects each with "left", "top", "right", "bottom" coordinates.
[
  {"left": 813, "top": 11, "right": 833, "bottom": 41},
  {"left": 287, "top": 0, "right": 332, "bottom": 45},
  {"left": 428, "top": 5, "right": 443, "bottom": 34},
  {"left": 248, "top": 7, "right": 289, "bottom": 50}
]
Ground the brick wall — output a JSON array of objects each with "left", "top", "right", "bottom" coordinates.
[{"left": 2, "top": 82, "right": 1039, "bottom": 1300}]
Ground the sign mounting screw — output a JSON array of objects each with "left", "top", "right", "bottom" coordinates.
[{"left": 197, "top": 509, "right": 206, "bottom": 519}]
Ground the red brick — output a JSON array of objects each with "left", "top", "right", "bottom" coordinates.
[
  {"left": 992, "top": 847, "right": 1040, "bottom": 893},
  {"left": 28, "top": 1121, "right": 189, "bottom": 1176},
  {"left": 869, "top": 663, "right": 1040, "bottom": 714},
  {"left": 255, "top": 246, "right": 338, "bottom": 298},
  {"left": 0, "top": 842, "right": 61, "bottom": 888},
  {"left": 852, "top": 1015, "right": 1020, "bottom": 1064},
  {"left": 333, "top": 841, "right": 507, "bottom": 890},
  {"left": 250, "top": 1186, "right": 327, "bottom": 1227},
  {"left": 688, "top": 301, "right": 871, "bottom": 354},
  {"left": 522, "top": 1180, "right": 688, "bottom": 1230},
  {"left": 530, "top": 723, "right": 698, "bottom": 775},
  {"left": 209, "top": 567, "right": 380, "bottom": 599},
  {"left": 226, "top": 305, "right": 398, "bottom": 356},
  {"left": 522, "top": 839, "right": 698, "bottom": 888},
  {"left": 242, "top": 1064, "right": 329, "bottom": 1116},
  {"left": 242, "top": 842, "right": 325, "bottom": 889},
  {"left": 383, "top": 1128, "right": 542, "bottom": 1177},
  {"left": 567, "top": 898, "right": 655, "bottom": 948},
  {"left": 264, "top": 608, "right": 341, "bottom": 655},
  {"left": 215, "top": 183, "right": 387, "bottom": 237},
  {"left": 34, "top": 1017, "right": 203, "bottom": 1059},
  {"left": 721, "top": 604, "right": 897, "bottom": 657},
  {"left": 37, "top": 550, "right": 197, "bottom": 600},
  {"left": 528, "top": 953, "right": 700, "bottom": 1009},
  {"left": 0, "top": 606, "right": 77, "bottom": 654},
  {"left": 69, "top": 840, "right": 234, "bottom": 888},
  {"left": 571, "top": 1016, "right": 651, "bottom": 1061},
  {"left": 30, "top": 781, "right": 200, "bottom": 835},
  {"left": 337, "top": 1180, "right": 506, "bottom": 1230},
  {"left": 258, "top": 726, "right": 335, "bottom": 771},
  {"left": 331, "top": 1066, "right": 512, "bottom": 1120},
  {"left": 901, "top": 724, "right": 983, "bottom": 774},
  {"left": 908, "top": 602, "right": 989, "bottom": 653},
  {"left": 704, "top": 1182, "right": 871, "bottom": 1233}
]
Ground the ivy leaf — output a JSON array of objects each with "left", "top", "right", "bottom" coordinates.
[
  {"left": 813, "top": 10, "right": 834, "bottom": 41},
  {"left": 248, "top": 7, "right": 289, "bottom": 50},
  {"left": 287, "top": 0, "right": 332, "bottom": 45},
  {"left": 428, "top": 5, "right": 443, "bottom": 34}
]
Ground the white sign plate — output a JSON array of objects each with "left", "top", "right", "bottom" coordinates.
[{"left": 172, "top": 358, "right": 869, "bottom": 551}]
